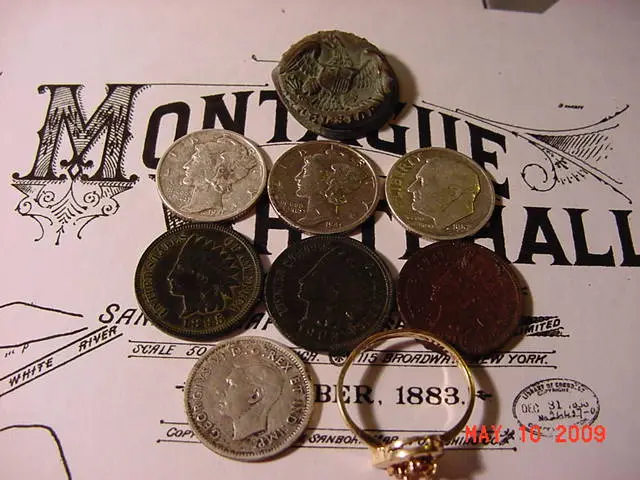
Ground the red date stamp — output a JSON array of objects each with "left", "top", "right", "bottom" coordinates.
[
  {"left": 519, "top": 424, "right": 606, "bottom": 443},
  {"left": 464, "top": 424, "right": 606, "bottom": 444}
]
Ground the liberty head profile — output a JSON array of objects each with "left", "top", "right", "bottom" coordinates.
[
  {"left": 219, "top": 363, "right": 285, "bottom": 440},
  {"left": 294, "top": 150, "right": 368, "bottom": 226},
  {"left": 167, "top": 234, "right": 240, "bottom": 320},
  {"left": 297, "top": 247, "right": 371, "bottom": 334},
  {"left": 182, "top": 136, "right": 256, "bottom": 213},
  {"left": 407, "top": 158, "right": 481, "bottom": 228}
]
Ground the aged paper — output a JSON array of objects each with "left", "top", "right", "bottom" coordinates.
[{"left": 1, "top": 0, "right": 639, "bottom": 478}]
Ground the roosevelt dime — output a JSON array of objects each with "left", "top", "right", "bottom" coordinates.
[
  {"left": 134, "top": 224, "right": 262, "bottom": 340},
  {"left": 267, "top": 141, "right": 379, "bottom": 234},
  {"left": 386, "top": 147, "right": 495, "bottom": 240},
  {"left": 397, "top": 241, "right": 522, "bottom": 358},
  {"left": 264, "top": 236, "right": 394, "bottom": 354},
  {"left": 273, "top": 30, "right": 399, "bottom": 140},
  {"left": 156, "top": 129, "right": 267, "bottom": 222},
  {"left": 185, "top": 337, "right": 314, "bottom": 461}
]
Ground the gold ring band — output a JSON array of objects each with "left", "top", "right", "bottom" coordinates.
[{"left": 336, "top": 328, "right": 476, "bottom": 479}]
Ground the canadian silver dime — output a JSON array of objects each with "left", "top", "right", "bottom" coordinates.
[
  {"left": 156, "top": 129, "right": 267, "bottom": 222},
  {"left": 386, "top": 147, "right": 495, "bottom": 240},
  {"left": 184, "top": 337, "right": 314, "bottom": 461},
  {"left": 267, "top": 141, "right": 379, "bottom": 234}
]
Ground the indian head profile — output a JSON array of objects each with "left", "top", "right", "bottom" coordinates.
[
  {"left": 294, "top": 150, "right": 367, "bottom": 226},
  {"left": 297, "top": 247, "right": 370, "bottom": 334},
  {"left": 219, "top": 363, "right": 285, "bottom": 440},
  {"left": 167, "top": 234, "right": 240, "bottom": 320},
  {"left": 181, "top": 136, "right": 256, "bottom": 213},
  {"left": 407, "top": 157, "right": 481, "bottom": 228}
]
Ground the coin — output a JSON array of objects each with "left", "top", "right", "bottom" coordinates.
[
  {"left": 272, "top": 30, "right": 399, "bottom": 140},
  {"left": 264, "top": 236, "right": 394, "bottom": 354},
  {"left": 267, "top": 141, "right": 379, "bottom": 234},
  {"left": 156, "top": 129, "right": 267, "bottom": 222},
  {"left": 386, "top": 147, "right": 495, "bottom": 240},
  {"left": 185, "top": 336, "right": 314, "bottom": 461},
  {"left": 134, "top": 224, "right": 262, "bottom": 340},
  {"left": 397, "top": 241, "right": 522, "bottom": 358}
]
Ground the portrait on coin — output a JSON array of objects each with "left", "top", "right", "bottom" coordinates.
[
  {"left": 295, "top": 150, "right": 367, "bottom": 226},
  {"left": 407, "top": 157, "right": 480, "bottom": 228},
  {"left": 181, "top": 137, "right": 256, "bottom": 213},
  {"left": 219, "top": 363, "right": 285, "bottom": 440},
  {"left": 297, "top": 247, "right": 371, "bottom": 334},
  {"left": 167, "top": 234, "right": 240, "bottom": 320}
]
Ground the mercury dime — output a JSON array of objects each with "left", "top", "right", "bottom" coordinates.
[
  {"left": 386, "top": 147, "right": 495, "bottom": 240},
  {"left": 156, "top": 129, "right": 267, "bottom": 222},
  {"left": 267, "top": 141, "right": 379, "bottom": 234},
  {"left": 264, "top": 236, "right": 394, "bottom": 354},
  {"left": 273, "top": 30, "right": 399, "bottom": 140},
  {"left": 134, "top": 224, "right": 262, "bottom": 340},
  {"left": 185, "top": 337, "right": 314, "bottom": 461},
  {"left": 397, "top": 241, "right": 522, "bottom": 358}
]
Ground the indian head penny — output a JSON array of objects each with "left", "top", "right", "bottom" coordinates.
[
  {"left": 185, "top": 337, "right": 314, "bottom": 461},
  {"left": 397, "top": 241, "right": 522, "bottom": 358},
  {"left": 386, "top": 147, "right": 495, "bottom": 240},
  {"left": 267, "top": 141, "right": 379, "bottom": 234},
  {"left": 134, "top": 224, "right": 262, "bottom": 340},
  {"left": 264, "top": 235, "right": 394, "bottom": 354},
  {"left": 156, "top": 129, "right": 267, "bottom": 222},
  {"left": 273, "top": 30, "right": 399, "bottom": 139}
]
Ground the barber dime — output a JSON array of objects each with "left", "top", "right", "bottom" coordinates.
[
  {"left": 134, "top": 224, "right": 262, "bottom": 340},
  {"left": 268, "top": 141, "right": 379, "bottom": 234},
  {"left": 185, "top": 337, "right": 314, "bottom": 461},
  {"left": 264, "top": 236, "right": 394, "bottom": 354},
  {"left": 156, "top": 129, "right": 267, "bottom": 222},
  {"left": 397, "top": 241, "right": 522, "bottom": 358},
  {"left": 273, "top": 30, "right": 399, "bottom": 139},
  {"left": 386, "top": 147, "right": 495, "bottom": 240}
]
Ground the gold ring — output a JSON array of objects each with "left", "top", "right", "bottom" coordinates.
[{"left": 336, "top": 328, "right": 476, "bottom": 480}]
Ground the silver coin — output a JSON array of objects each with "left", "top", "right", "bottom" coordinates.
[
  {"left": 157, "top": 130, "right": 267, "bottom": 222},
  {"left": 386, "top": 147, "right": 495, "bottom": 240},
  {"left": 184, "top": 337, "right": 314, "bottom": 461},
  {"left": 267, "top": 141, "right": 379, "bottom": 234}
]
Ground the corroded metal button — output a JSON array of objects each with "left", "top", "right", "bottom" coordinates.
[{"left": 273, "top": 30, "right": 399, "bottom": 139}]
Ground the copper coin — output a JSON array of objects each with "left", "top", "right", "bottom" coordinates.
[
  {"left": 134, "top": 224, "right": 262, "bottom": 340},
  {"left": 397, "top": 241, "right": 522, "bottom": 358},
  {"left": 264, "top": 235, "right": 394, "bottom": 354}
]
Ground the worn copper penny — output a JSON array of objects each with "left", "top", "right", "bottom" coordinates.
[
  {"left": 397, "top": 241, "right": 522, "bottom": 358},
  {"left": 267, "top": 141, "right": 379, "bottom": 234},
  {"left": 264, "top": 236, "right": 394, "bottom": 354},
  {"left": 134, "top": 224, "right": 262, "bottom": 340},
  {"left": 273, "top": 30, "right": 399, "bottom": 139}
]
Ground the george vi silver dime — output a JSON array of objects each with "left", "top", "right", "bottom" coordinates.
[
  {"left": 386, "top": 147, "right": 495, "bottom": 240},
  {"left": 156, "top": 129, "right": 267, "bottom": 222},
  {"left": 267, "top": 141, "right": 379, "bottom": 234},
  {"left": 185, "top": 337, "right": 314, "bottom": 461}
]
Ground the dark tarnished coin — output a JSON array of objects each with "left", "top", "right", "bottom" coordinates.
[
  {"left": 386, "top": 147, "right": 495, "bottom": 240},
  {"left": 264, "top": 236, "right": 394, "bottom": 354},
  {"left": 272, "top": 30, "right": 399, "bottom": 140},
  {"left": 134, "top": 224, "right": 262, "bottom": 340},
  {"left": 185, "top": 336, "right": 314, "bottom": 461},
  {"left": 267, "top": 141, "right": 379, "bottom": 234},
  {"left": 397, "top": 241, "right": 522, "bottom": 358}
]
